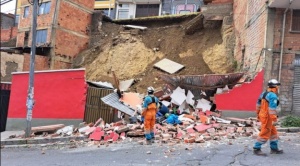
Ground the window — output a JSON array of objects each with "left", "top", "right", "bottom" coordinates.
[
  {"left": 24, "top": 6, "right": 29, "bottom": 18},
  {"left": 38, "top": 2, "right": 51, "bottom": 15},
  {"left": 15, "top": 15, "right": 19, "bottom": 25},
  {"left": 291, "top": 10, "right": 300, "bottom": 32},
  {"left": 118, "top": 9, "right": 129, "bottom": 19},
  {"left": 36, "top": 29, "right": 48, "bottom": 44},
  {"left": 175, "top": 4, "right": 196, "bottom": 14},
  {"left": 119, "top": 4, "right": 129, "bottom": 8},
  {"left": 24, "top": 31, "right": 29, "bottom": 46}
]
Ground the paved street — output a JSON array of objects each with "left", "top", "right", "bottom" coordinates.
[{"left": 1, "top": 133, "right": 300, "bottom": 166}]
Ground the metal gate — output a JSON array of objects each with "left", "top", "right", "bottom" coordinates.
[
  {"left": 0, "top": 83, "right": 11, "bottom": 132},
  {"left": 84, "top": 87, "right": 114, "bottom": 124},
  {"left": 293, "top": 54, "right": 300, "bottom": 112},
  {"left": 136, "top": 4, "right": 160, "bottom": 18}
]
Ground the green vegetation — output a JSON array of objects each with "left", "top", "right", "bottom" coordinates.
[
  {"left": 232, "top": 60, "right": 238, "bottom": 71},
  {"left": 281, "top": 115, "right": 300, "bottom": 127}
]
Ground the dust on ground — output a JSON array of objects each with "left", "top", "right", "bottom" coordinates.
[{"left": 75, "top": 16, "right": 231, "bottom": 93}]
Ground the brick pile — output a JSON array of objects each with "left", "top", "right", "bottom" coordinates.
[{"left": 65, "top": 115, "right": 260, "bottom": 145}]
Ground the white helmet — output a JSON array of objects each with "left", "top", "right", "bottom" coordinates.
[
  {"left": 147, "top": 86, "right": 154, "bottom": 94},
  {"left": 268, "top": 79, "right": 281, "bottom": 88}
]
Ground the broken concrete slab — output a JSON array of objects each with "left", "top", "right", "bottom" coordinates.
[
  {"left": 56, "top": 125, "right": 74, "bottom": 136},
  {"left": 154, "top": 58, "right": 185, "bottom": 74},
  {"left": 119, "top": 79, "right": 135, "bottom": 91},
  {"left": 170, "top": 87, "right": 186, "bottom": 105},
  {"left": 196, "top": 98, "right": 212, "bottom": 112},
  {"left": 116, "top": 126, "right": 130, "bottom": 134},
  {"left": 186, "top": 90, "right": 195, "bottom": 106},
  {"left": 79, "top": 126, "right": 90, "bottom": 133}
]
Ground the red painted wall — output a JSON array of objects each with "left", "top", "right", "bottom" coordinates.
[
  {"left": 8, "top": 69, "right": 86, "bottom": 119},
  {"left": 215, "top": 70, "right": 263, "bottom": 111}
]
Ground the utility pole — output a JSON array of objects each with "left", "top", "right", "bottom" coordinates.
[
  {"left": 108, "top": 0, "right": 111, "bottom": 18},
  {"left": 25, "top": 0, "right": 38, "bottom": 138}
]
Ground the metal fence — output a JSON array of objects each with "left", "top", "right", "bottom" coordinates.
[{"left": 84, "top": 87, "right": 115, "bottom": 124}]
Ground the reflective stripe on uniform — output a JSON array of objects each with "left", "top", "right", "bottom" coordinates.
[
  {"left": 269, "top": 110, "right": 277, "bottom": 115},
  {"left": 270, "top": 135, "right": 278, "bottom": 141}
]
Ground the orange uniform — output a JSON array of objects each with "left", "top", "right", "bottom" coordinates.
[
  {"left": 142, "top": 95, "right": 158, "bottom": 141},
  {"left": 254, "top": 87, "right": 280, "bottom": 150}
]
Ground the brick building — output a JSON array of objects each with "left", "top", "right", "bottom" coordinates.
[
  {"left": 1, "top": 13, "right": 17, "bottom": 42},
  {"left": 1, "top": 13, "right": 15, "bottom": 29},
  {"left": 16, "top": 0, "right": 94, "bottom": 69},
  {"left": 233, "top": 0, "right": 300, "bottom": 114}
]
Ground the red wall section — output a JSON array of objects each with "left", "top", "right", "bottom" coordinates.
[
  {"left": 8, "top": 69, "right": 86, "bottom": 119},
  {"left": 215, "top": 70, "right": 263, "bottom": 111}
]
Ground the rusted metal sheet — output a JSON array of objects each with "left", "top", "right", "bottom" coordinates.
[
  {"left": 84, "top": 87, "right": 114, "bottom": 124},
  {"left": 160, "top": 73, "right": 244, "bottom": 99}
]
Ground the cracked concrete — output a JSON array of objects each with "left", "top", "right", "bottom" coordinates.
[{"left": 1, "top": 133, "right": 300, "bottom": 166}]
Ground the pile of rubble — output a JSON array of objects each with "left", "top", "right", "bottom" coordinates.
[
  {"left": 10, "top": 114, "right": 261, "bottom": 147},
  {"left": 81, "top": 115, "right": 260, "bottom": 145},
  {"left": 8, "top": 72, "right": 253, "bottom": 146}
]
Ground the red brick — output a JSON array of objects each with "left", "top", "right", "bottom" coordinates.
[
  {"left": 193, "top": 124, "right": 214, "bottom": 133},
  {"left": 187, "top": 127, "right": 196, "bottom": 133},
  {"left": 89, "top": 127, "right": 104, "bottom": 141},
  {"left": 184, "top": 137, "right": 195, "bottom": 143}
]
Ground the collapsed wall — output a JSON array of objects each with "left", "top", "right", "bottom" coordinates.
[{"left": 74, "top": 14, "right": 235, "bottom": 92}]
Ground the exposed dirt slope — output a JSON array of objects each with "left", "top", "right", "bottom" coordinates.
[{"left": 75, "top": 17, "right": 231, "bottom": 93}]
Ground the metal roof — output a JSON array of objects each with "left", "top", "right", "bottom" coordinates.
[{"left": 101, "top": 92, "right": 135, "bottom": 116}]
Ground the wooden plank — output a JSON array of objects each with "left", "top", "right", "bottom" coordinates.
[
  {"left": 31, "top": 124, "right": 65, "bottom": 133},
  {"left": 225, "top": 117, "right": 251, "bottom": 124}
]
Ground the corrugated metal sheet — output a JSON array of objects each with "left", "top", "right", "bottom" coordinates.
[
  {"left": 293, "top": 55, "right": 300, "bottom": 112},
  {"left": 84, "top": 87, "right": 114, "bottom": 124},
  {"left": 160, "top": 72, "right": 244, "bottom": 99},
  {"left": 101, "top": 93, "right": 135, "bottom": 116}
]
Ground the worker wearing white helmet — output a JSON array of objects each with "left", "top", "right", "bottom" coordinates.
[
  {"left": 253, "top": 79, "right": 283, "bottom": 155},
  {"left": 142, "top": 86, "right": 159, "bottom": 145}
]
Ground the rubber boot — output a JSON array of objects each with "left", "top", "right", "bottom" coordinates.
[
  {"left": 150, "top": 132, "right": 155, "bottom": 143},
  {"left": 253, "top": 149, "right": 267, "bottom": 156},
  {"left": 145, "top": 134, "right": 152, "bottom": 145},
  {"left": 270, "top": 149, "right": 283, "bottom": 154},
  {"left": 145, "top": 139, "right": 152, "bottom": 145}
]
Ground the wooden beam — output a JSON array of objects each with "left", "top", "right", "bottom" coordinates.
[{"left": 31, "top": 124, "right": 65, "bottom": 133}]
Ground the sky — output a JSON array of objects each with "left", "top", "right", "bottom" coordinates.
[{"left": 1, "top": 0, "right": 17, "bottom": 14}]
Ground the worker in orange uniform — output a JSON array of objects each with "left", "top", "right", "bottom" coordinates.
[
  {"left": 142, "top": 87, "right": 159, "bottom": 145},
  {"left": 253, "top": 79, "right": 283, "bottom": 156}
]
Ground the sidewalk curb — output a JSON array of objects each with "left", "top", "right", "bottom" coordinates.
[
  {"left": 1, "top": 136, "right": 87, "bottom": 146},
  {"left": 1, "top": 141, "right": 91, "bottom": 149},
  {"left": 277, "top": 127, "right": 300, "bottom": 132}
]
